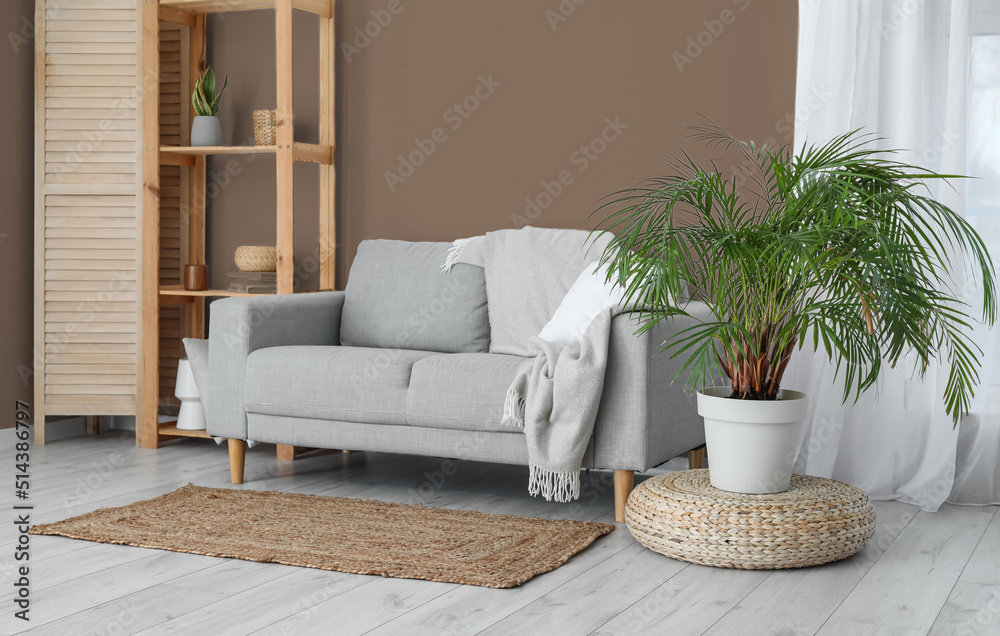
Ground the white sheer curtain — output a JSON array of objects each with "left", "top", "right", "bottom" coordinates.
[
  {"left": 790, "top": 0, "right": 999, "bottom": 511},
  {"left": 948, "top": 28, "right": 1000, "bottom": 504}
]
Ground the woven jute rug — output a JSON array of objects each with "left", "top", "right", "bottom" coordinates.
[{"left": 29, "top": 484, "right": 614, "bottom": 588}]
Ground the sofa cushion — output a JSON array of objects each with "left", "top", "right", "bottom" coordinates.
[
  {"left": 340, "top": 240, "right": 490, "bottom": 353},
  {"left": 244, "top": 346, "right": 437, "bottom": 425},
  {"left": 405, "top": 353, "right": 529, "bottom": 432}
]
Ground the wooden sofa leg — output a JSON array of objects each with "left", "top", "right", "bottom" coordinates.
[
  {"left": 614, "top": 470, "right": 634, "bottom": 523},
  {"left": 276, "top": 444, "right": 296, "bottom": 460},
  {"left": 687, "top": 446, "right": 706, "bottom": 470},
  {"left": 229, "top": 439, "right": 246, "bottom": 484}
]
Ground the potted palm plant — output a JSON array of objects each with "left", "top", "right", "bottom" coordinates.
[
  {"left": 191, "top": 66, "right": 228, "bottom": 147},
  {"left": 597, "top": 125, "right": 996, "bottom": 494}
]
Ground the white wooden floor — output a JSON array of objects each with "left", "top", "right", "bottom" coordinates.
[{"left": 0, "top": 431, "right": 997, "bottom": 636}]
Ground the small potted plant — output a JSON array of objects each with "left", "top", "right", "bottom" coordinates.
[
  {"left": 191, "top": 66, "right": 228, "bottom": 147},
  {"left": 596, "top": 124, "right": 996, "bottom": 494}
]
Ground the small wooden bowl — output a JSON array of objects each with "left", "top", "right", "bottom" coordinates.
[{"left": 183, "top": 264, "right": 208, "bottom": 291}]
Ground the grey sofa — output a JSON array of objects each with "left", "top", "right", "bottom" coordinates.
[{"left": 208, "top": 239, "right": 707, "bottom": 521}]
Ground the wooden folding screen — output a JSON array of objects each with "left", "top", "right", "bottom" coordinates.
[
  {"left": 34, "top": 0, "right": 189, "bottom": 442},
  {"left": 156, "top": 21, "right": 190, "bottom": 409}
]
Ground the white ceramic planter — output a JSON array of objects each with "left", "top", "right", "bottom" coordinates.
[
  {"left": 174, "top": 358, "right": 206, "bottom": 430},
  {"left": 697, "top": 387, "right": 808, "bottom": 494}
]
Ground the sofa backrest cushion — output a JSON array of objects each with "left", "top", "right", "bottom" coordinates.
[{"left": 340, "top": 240, "right": 490, "bottom": 353}]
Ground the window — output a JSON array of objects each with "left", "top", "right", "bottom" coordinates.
[{"left": 966, "top": 1, "right": 1000, "bottom": 413}]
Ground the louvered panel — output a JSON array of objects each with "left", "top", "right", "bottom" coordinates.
[
  {"left": 46, "top": 108, "right": 139, "bottom": 120},
  {"left": 46, "top": 119, "right": 136, "bottom": 131},
  {"left": 45, "top": 22, "right": 137, "bottom": 33},
  {"left": 47, "top": 42, "right": 137, "bottom": 54},
  {"left": 47, "top": 363, "right": 135, "bottom": 375},
  {"left": 46, "top": 75, "right": 136, "bottom": 87},
  {"left": 46, "top": 151, "right": 136, "bottom": 162},
  {"left": 46, "top": 31, "right": 136, "bottom": 43},
  {"left": 45, "top": 319, "right": 136, "bottom": 330},
  {"left": 45, "top": 301, "right": 136, "bottom": 312},
  {"left": 46, "top": 219, "right": 135, "bottom": 231},
  {"left": 47, "top": 374, "right": 135, "bottom": 385},
  {"left": 46, "top": 385, "right": 136, "bottom": 395},
  {"left": 44, "top": 261, "right": 136, "bottom": 271},
  {"left": 46, "top": 228, "right": 137, "bottom": 239},
  {"left": 46, "top": 396, "right": 136, "bottom": 406},
  {"left": 46, "top": 353, "right": 136, "bottom": 365},
  {"left": 45, "top": 343, "right": 137, "bottom": 354},
  {"left": 46, "top": 322, "right": 137, "bottom": 334},
  {"left": 159, "top": 20, "right": 187, "bottom": 407},
  {"left": 49, "top": 174, "right": 137, "bottom": 185},
  {"left": 45, "top": 280, "right": 138, "bottom": 291},
  {"left": 37, "top": 0, "right": 142, "bottom": 418},
  {"left": 45, "top": 238, "right": 137, "bottom": 249}
]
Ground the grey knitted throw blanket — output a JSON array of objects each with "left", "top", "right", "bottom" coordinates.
[{"left": 442, "top": 227, "right": 615, "bottom": 502}]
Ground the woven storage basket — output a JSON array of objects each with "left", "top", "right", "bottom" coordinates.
[
  {"left": 234, "top": 245, "right": 277, "bottom": 272},
  {"left": 625, "top": 470, "right": 876, "bottom": 570},
  {"left": 252, "top": 109, "right": 277, "bottom": 146}
]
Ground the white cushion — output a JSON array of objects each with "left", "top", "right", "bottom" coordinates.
[{"left": 539, "top": 263, "right": 633, "bottom": 345}]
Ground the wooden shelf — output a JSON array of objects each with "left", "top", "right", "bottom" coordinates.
[
  {"left": 141, "top": 0, "right": 335, "bottom": 456},
  {"left": 159, "top": 285, "right": 270, "bottom": 298},
  {"left": 159, "top": 423, "right": 212, "bottom": 439},
  {"left": 160, "top": 143, "right": 332, "bottom": 166},
  {"left": 160, "top": 0, "right": 332, "bottom": 19}
]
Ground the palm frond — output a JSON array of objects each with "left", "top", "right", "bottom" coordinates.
[{"left": 595, "top": 128, "right": 997, "bottom": 424}]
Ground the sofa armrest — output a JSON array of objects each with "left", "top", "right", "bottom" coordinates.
[
  {"left": 208, "top": 291, "right": 346, "bottom": 439},
  {"left": 594, "top": 301, "right": 714, "bottom": 471}
]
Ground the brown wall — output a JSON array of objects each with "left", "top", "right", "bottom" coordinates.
[
  {"left": 207, "top": 0, "right": 799, "bottom": 291},
  {"left": 1, "top": 0, "right": 37, "bottom": 427},
  {"left": 0, "top": 0, "right": 797, "bottom": 428}
]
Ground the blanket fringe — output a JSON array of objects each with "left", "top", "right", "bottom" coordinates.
[
  {"left": 441, "top": 237, "right": 474, "bottom": 273},
  {"left": 501, "top": 387, "right": 525, "bottom": 430},
  {"left": 528, "top": 466, "right": 581, "bottom": 503}
]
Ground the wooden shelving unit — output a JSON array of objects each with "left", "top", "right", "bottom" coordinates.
[
  {"left": 158, "top": 284, "right": 268, "bottom": 298},
  {"left": 141, "top": 0, "right": 336, "bottom": 452},
  {"left": 160, "top": 144, "right": 333, "bottom": 165},
  {"left": 158, "top": 424, "right": 212, "bottom": 439}
]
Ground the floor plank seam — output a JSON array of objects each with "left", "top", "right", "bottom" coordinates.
[
  {"left": 13, "top": 434, "right": 1000, "bottom": 636},
  {"left": 10, "top": 555, "right": 250, "bottom": 634},
  {"left": 810, "top": 507, "right": 920, "bottom": 636},
  {"left": 447, "top": 541, "right": 639, "bottom": 635},
  {"left": 925, "top": 506, "right": 999, "bottom": 633},
  {"left": 695, "top": 568, "right": 774, "bottom": 636},
  {"left": 350, "top": 585, "right": 460, "bottom": 636},
  {"left": 235, "top": 575, "right": 384, "bottom": 636},
  {"left": 583, "top": 562, "right": 696, "bottom": 636},
  {"left": 957, "top": 505, "right": 998, "bottom": 584},
  {"left": 37, "top": 563, "right": 303, "bottom": 634}
]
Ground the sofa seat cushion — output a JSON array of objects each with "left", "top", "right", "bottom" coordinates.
[
  {"left": 244, "top": 346, "right": 438, "bottom": 425},
  {"left": 405, "top": 353, "right": 529, "bottom": 433}
]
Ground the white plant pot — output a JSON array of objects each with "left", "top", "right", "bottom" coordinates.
[{"left": 697, "top": 387, "right": 808, "bottom": 494}]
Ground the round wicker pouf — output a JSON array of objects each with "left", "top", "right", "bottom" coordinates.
[{"left": 625, "top": 469, "right": 876, "bottom": 570}]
